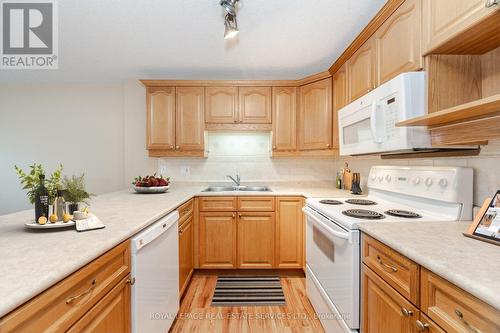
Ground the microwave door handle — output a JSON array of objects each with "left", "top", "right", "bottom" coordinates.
[
  {"left": 370, "top": 102, "right": 383, "bottom": 143},
  {"left": 302, "top": 208, "right": 352, "bottom": 243}
]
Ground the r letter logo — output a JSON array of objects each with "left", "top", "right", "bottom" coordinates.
[{"left": 1, "top": 0, "right": 58, "bottom": 69}]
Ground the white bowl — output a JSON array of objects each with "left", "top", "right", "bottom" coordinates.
[{"left": 133, "top": 185, "right": 169, "bottom": 194}]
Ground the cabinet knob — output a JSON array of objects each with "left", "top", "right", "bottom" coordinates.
[
  {"left": 239, "top": 120, "right": 243, "bottom": 123},
  {"left": 170, "top": 145, "right": 174, "bottom": 150},
  {"left": 273, "top": 145, "right": 277, "bottom": 150},
  {"left": 232, "top": 214, "right": 235, "bottom": 219},
  {"left": 175, "top": 145, "right": 180, "bottom": 150},
  {"left": 238, "top": 213, "right": 242, "bottom": 218},
  {"left": 401, "top": 308, "right": 413, "bottom": 317},
  {"left": 326, "top": 143, "right": 330, "bottom": 148},
  {"left": 415, "top": 320, "right": 429, "bottom": 331},
  {"left": 485, "top": 0, "right": 498, "bottom": 8}
]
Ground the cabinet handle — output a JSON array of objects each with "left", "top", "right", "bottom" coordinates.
[
  {"left": 326, "top": 143, "right": 330, "bottom": 148},
  {"left": 415, "top": 320, "right": 429, "bottom": 331},
  {"left": 170, "top": 145, "right": 174, "bottom": 150},
  {"left": 401, "top": 307, "right": 413, "bottom": 317},
  {"left": 232, "top": 214, "right": 235, "bottom": 219},
  {"left": 455, "top": 309, "right": 483, "bottom": 333},
  {"left": 485, "top": 0, "right": 498, "bottom": 7},
  {"left": 175, "top": 145, "right": 180, "bottom": 150},
  {"left": 66, "top": 279, "right": 96, "bottom": 304},
  {"left": 238, "top": 213, "right": 242, "bottom": 218},
  {"left": 273, "top": 145, "right": 277, "bottom": 150},
  {"left": 239, "top": 120, "right": 243, "bottom": 123},
  {"left": 376, "top": 255, "right": 398, "bottom": 272},
  {"left": 126, "top": 277, "right": 136, "bottom": 285}
]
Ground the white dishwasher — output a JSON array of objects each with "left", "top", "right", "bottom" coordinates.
[{"left": 131, "top": 211, "right": 179, "bottom": 333}]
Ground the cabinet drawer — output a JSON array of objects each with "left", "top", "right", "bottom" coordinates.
[
  {"left": 178, "top": 199, "right": 194, "bottom": 225},
  {"left": 362, "top": 234, "right": 420, "bottom": 305},
  {"left": 199, "top": 197, "right": 237, "bottom": 211},
  {"left": 0, "top": 241, "right": 130, "bottom": 333},
  {"left": 238, "top": 197, "right": 275, "bottom": 211},
  {"left": 421, "top": 268, "right": 500, "bottom": 333}
]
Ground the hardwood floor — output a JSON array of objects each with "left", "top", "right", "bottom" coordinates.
[{"left": 170, "top": 271, "right": 325, "bottom": 333}]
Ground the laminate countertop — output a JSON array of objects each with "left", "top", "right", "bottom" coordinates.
[
  {"left": 0, "top": 181, "right": 351, "bottom": 317},
  {"left": 358, "top": 221, "right": 500, "bottom": 310}
]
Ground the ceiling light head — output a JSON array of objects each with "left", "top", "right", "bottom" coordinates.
[{"left": 220, "top": 0, "right": 240, "bottom": 39}]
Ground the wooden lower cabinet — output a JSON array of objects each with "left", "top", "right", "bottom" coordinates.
[
  {"left": 276, "top": 197, "right": 304, "bottom": 268},
  {"left": 68, "top": 275, "right": 131, "bottom": 333},
  {"left": 179, "top": 215, "right": 194, "bottom": 295},
  {"left": 362, "top": 264, "right": 419, "bottom": 333},
  {"left": 417, "top": 313, "right": 446, "bottom": 333},
  {"left": 199, "top": 212, "right": 237, "bottom": 268},
  {"left": 237, "top": 212, "right": 275, "bottom": 268}
]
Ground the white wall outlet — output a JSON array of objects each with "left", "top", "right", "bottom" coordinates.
[
  {"left": 158, "top": 159, "right": 168, "bottom": 176},
  {"left": 181, "top": 166, "right": 191, "bottom": 176}
]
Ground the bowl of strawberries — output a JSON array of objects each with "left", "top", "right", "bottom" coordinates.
[{"left": 133, "top": 174, "right": 170, "bottom": 193}]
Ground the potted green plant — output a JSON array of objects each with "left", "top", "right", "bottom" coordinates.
[
  {"left": 15, "top": 164, "right": 63, "bottom": 220},
  {"left": 62, "top": 173, "right": 95, "bottom": 214}
]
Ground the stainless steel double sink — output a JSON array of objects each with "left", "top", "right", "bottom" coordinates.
[{"left": 202, "top": 185, "right": 271, "bottom": 192}]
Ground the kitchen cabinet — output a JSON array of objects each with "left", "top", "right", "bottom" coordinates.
[
  {"left": 375, "top": 0, "right": 423, "bottom": 85},
  {"left": 146, "top": 87, "right": 175, "bottom": 150},
  {"left": 423, "top": 0, "right": 500, "bottom": 54},
  {"left": 237, "top": 212, "right": 275, "bottom": 268},
  {"left": 205, "top": 86, "right": 238, "bottom": 124},
  {"left": 175, "top": 87, "right": 205, "bottom": 150},
  {"left": 67, "top": 275, "right": 131, "bottom": 333},
  {"left": 238, "top": 87, "right": 272, "bottom": 123},
  {"left": 362, "top": 265, "right": 419, "bottom": 333},
  {"left": 332, "top": 64, "right": 347, "bottom": 150},
  {"left": 198, "top": 212, "right": 237, "bottom": 268},
  {"left": 272, "top": 87, "right": 297, "bottom": 151},
  {"left": 298, "top": 78, "right": 332, "bottom": 150},
  {"left": 348, "top": 36, "right": 376, "bottom": 102},
  {"left": 275, "top": 197, "right": 304, "bottom": 268},
  {"left": 179, "top": 211, "right": 194, "bottom": 296},
  {"left": 0, "top": 242, "right": 131, "bottom": 333},
  {"left": 238, "top": 196, "right": 275, "bottom": 212}
]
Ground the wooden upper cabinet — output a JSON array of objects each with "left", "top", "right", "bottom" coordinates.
[
  {"left": 238, "top": 87, "right": 272, "bottom": 123},
  {"left": 205, "top": 86, "right": 238, "bottom": 124},
  {"left": 175, "top": 87, "right": 205, "bottom": 150},
  {"left": 375, "top": 0, "right": 423, "bottom": 85},
  {"left": 362, "top": 265, "right": 419, "bottom": 333},
  {"left": 332, "top": 64, "right": 347, "bottom": 150},
  {"left": 348, "top": 36, "right": 376, "bottom": 102},
  {"left": 272, "top": 87, "right": 297, "bottom": 151},
  {"left": 298, "top": 78, "right": 332, "bottom": 150},
  {"left": 423, "top": 0, "right": 499, "bottom": 54},
  {"left": 146, "top": 87, "right": 175, "bottom": 150},
  {"left": 237, "top": 212, "right": 275, "bottom": 268}
]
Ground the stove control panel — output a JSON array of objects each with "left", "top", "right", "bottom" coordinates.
[{"left": 367, "top": 165, "right": 473, "bottom": 203}]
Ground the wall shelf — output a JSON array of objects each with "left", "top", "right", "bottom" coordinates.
[{"left": 397, "top": 94, "right": 500, "bottom": 128}]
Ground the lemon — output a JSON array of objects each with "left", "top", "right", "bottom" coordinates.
[
  {"left": 38, "top": 216, "right": 47, "bottom": 225},
  {"left": 63, "top": 213, "right": 73, "bottom": 223},
  {"left": 49, "top": 214, "right": 58, "bottom": 223}
]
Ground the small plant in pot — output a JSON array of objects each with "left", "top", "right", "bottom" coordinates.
[{"left": 62, "top": 174, "right": 95, "bottom": 214}]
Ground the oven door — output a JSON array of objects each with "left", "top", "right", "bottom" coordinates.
[{"left": 303, "top": 207, "right": 360, "bottom": 330}]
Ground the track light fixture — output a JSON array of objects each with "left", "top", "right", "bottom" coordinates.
[{"left": 220, "top": 0, "right": 240, "bottom": 39}]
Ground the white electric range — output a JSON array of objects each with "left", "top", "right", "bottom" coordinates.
[{"left": 303, "top": 165, "right": 473, "bottom": 333}]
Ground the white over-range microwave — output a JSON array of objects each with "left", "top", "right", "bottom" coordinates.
[{"left": 338, "top": 72, "right": 442, "bottom": 156}]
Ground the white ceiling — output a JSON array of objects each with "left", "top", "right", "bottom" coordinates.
[{"left": 0, "top": 0, "right": 386, "bottom": 83}]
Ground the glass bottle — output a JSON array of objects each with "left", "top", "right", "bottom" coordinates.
[
  {"left": 55, "top": 189, "right": 66, "bottom": 221},
  {"left": 35, "top": 174, "right": 49, "bottom": 222}
]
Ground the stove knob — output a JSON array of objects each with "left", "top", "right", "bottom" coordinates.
[
  {"left": 385, "top": 175, "right": 392, "bottom": 182},
  {"left": 371, "top": 174, "right": 376, "bottom": 181},
  {"left": 439, "top": 178, "right": 448, "bottom": 187},
  {"left": 413, "top": 177, "right": 421, "bottom": 185},
  {"left": 378, "top": 175, "right": 383, "bottom": 182},
  {"left": 425, "top": 177, "right": 433, "bottom": 187}
]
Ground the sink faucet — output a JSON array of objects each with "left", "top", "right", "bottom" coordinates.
[{"left": 227, "top": 174, "right": 241, "bottom": 186}]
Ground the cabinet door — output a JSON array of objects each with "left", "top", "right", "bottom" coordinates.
[
  {"left": 205, "top": 86, "right": 238, "bottom": 124},
  {"left": 348, "top": 37, "right": 376, "bottom": 102},
  {"left": 176, "top": 87, "right": 205, "bottom": 150},
  {"left": 376, "top": 0, "right": 423, "bottom": 85},
  {"left": 237, "top": 212, "right": 275, "bottom": 268},
  {"left": 272, "top": 87, "right": 297, "bottom": 151},
  {"left": 179, "top": 216, "right": 194, "bottom": 295},
  {"left": 332, "top": 64, "right": 347, "bottom": 150},
  {"left": 238, "top": 87, "right": 272, "bottom": 123},
  {"left": 361, "top": 265, "right": 419, "bottom": 333},
  {"left": 298, "top": 78, "right": 332, "bottom": 150},
  {"left": 276, "top": 197, "right": 303, "bottom": 268},
  {"left": 146, "top": 87, "right": 175, "bottom": 150},
  {"left": 67, "top": 276, "right": 131, "bottom": 333},
  {"left": 423, "top": 0, "right": 499, "bottom": 53},
  {"left": 199, "top": 212, "right": 237, "bottom": 268}
]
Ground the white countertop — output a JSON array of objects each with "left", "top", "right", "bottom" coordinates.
[
  {"left": 0, "top": 181, "right": 350, "bottom": 317},
  {"left": 357, "top": 221, "right": 500, "bottom": 310}
]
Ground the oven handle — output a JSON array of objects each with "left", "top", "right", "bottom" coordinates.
[
  {"left": 370, "top": 101, "right": 383, "bottom": 144},
  {"left": 302, "top": 207, "right": 352, "bottom": 243}
]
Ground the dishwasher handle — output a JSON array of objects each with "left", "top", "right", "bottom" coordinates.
[{"left": 131, "top": 211, "right": 180, "bottom": 253}]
